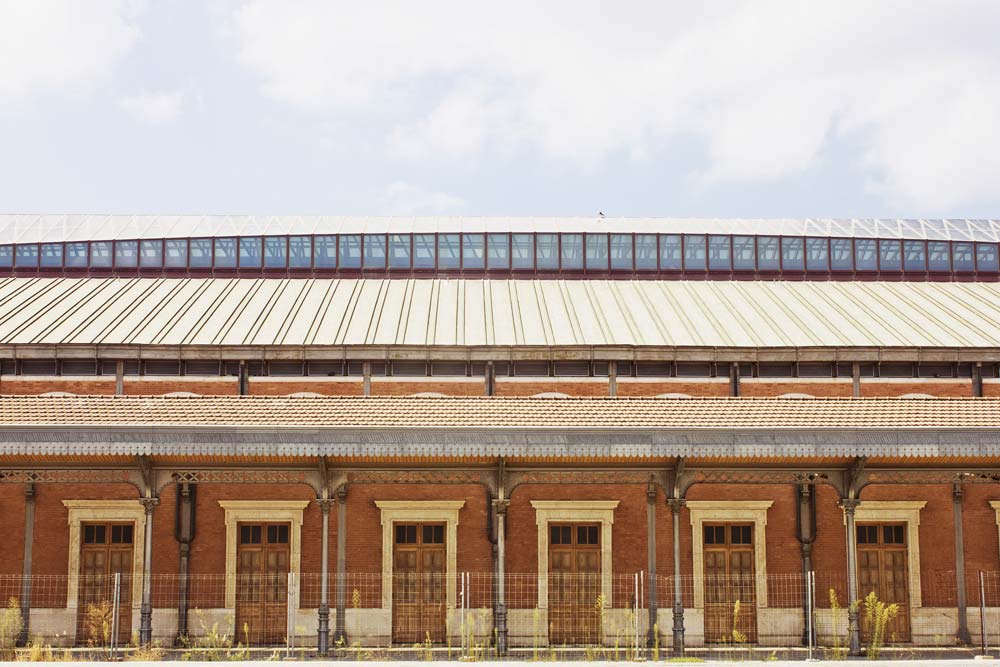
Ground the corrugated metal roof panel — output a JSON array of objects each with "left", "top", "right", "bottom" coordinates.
[
  {"left": 2, "top": 277, "right": 1000, "bottom": 349},
  {"left": 4, "top": 215, "right": 1000, "bottom": 243}
]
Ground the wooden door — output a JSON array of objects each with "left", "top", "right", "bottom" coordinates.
[
  {"left": 392, "top": 523, "right": 446, "bottom": 644},
  {"left": 857, "top": 523, "right": 911, "bottom": 642},
  {"left": 548, "top": 523, "right": 602, "bottom": 645},
  {"left": 236, "top": 523, "right": 290, "bottom": 645},
  {"left": 77, "top": 523, "right": 134, "bottom": 646},
  {"left": 703, "top": 523, "right": 757, "bottom": 643}
]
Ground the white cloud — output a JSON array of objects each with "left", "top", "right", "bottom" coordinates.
[
  {"left": 230, "top": 1, "right": 1000, "bottom": 210},
  {"left": 0, "top": 1, "right": 138, "bottom": 106},
  {"left": 120, "top": 91, "right": 184, "bottom": 124},
  {"left": 383, "top": 182, "right": 464, "bottom": 215}
]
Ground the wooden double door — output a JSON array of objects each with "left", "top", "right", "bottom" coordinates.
[
  {"left": 236, "top": 523, "right": 290, "bottom": 645},
  {"left": 77, "top": 522, "right": 134, "bottom": 645},
  {"left": 549, "top": 523, "right": 602, "bottom": 644},
  {"left": 857, "top": 523, "right": 911, "bottom": 642},
  {"left": 392, "top": 523, "right": 446, "bottom": 644},
  {"left": 703, "top": 523, "right": 758, "bottom": 643}
]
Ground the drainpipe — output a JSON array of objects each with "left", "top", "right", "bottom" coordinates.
[
  {"left": 954, "top": 483, "right": 971, "bottom": 644},
  {"left": 796, "top": 483, "right": 817, "bottom": 645},
  {"left": 317, "top": 494, "right": 334, "bottom": 654},
  {"left": 174, "top": 482, "right": 196, "bottom": 644},
  {"left": 646, "top": 477, "right": 657, "bottom": 647},
  {"left": 18, "top": 483, "right": 35, "bottom": 646}
]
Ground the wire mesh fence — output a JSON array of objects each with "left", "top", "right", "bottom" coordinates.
[{"left": 0, "top": 570, "right": 996, "bottom": 658}]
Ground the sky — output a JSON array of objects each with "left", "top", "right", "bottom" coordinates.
[{"left": 0, "top": 0, "right": 998, "bottom": 218}]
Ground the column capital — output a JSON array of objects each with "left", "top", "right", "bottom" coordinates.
[
  {"left": 335, "top": 484, "right": 348, "bottom": 501},
  {"left": 666, "top": 497, "right": 686, "bottom": 512},
  {"left": 140, "top": 497, "right": 160, "bottom": 514},
  {"left": 492, "top": 498, "right": 510, "bottom": 515},
  {"left": 838, "top": 498, "right": 860, "bottom": 513},
  {"left": 316, "top": 498, "right": 336, "bottom": 514}
]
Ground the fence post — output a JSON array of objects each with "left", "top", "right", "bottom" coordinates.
[
  {"left": 287, "top": 571, "right": 296, "bottom": 658},
  {"left": 981, "top": 571, "right": 988, "bottom": 656},
  {"left": 110, "top": 572, "right": 121, "bottom": 660}
]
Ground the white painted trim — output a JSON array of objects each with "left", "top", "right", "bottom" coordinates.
[
  {"left": 374, "top": 500, "right": 465, "bottom": 610},
  {"left": 844, "top": 500, "right": 926, "bottom": 607},
  {"left": 63, "top": 500, "right": 146, "bottom": 614},
  {"left": 530, "top": 500, "right": 619, "bottom": 609},
  {"left": 687, "top": 500, "right": 773, "bottom": 608},
  {"left": 218, "top": 500, "right": 309, "bottom": 610}
]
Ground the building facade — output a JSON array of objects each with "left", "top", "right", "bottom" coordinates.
[{"left": 2, "top": 216, "right": 1000, "bottom": 654}]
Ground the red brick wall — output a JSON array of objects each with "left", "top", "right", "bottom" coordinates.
[
  {"left": 0, "top": 485, "right": 26, "bottom": 574},
  {"left": 370, "top": 380, "right": 485, "bottom": 396},
  {"left": 859, "top": 380, "right": 972, "bottom": 397},
  {"left": 124, "top": 379, "right": 239, "bottom": 395},
  {"left": 739, "top": 381, "right": 853, "bottom": 397},
  {"left": 0, "top": 377, "right": 116, "bottom": 394},
  {"left": 961, "top": 485, "right": 1000, "bottom": 592},
  {"left": 495, "top": 380, "right": 609, "bottom": 397},
  {"left": 616, "top": 380, "right": 731, "bottom": 397},
  {"left": 249, "top": 380, "right": 363, "bottom": 396}
]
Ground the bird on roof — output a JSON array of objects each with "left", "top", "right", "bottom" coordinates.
[{"left": 598, "top": 211, "right": 605, "bottom": 217}]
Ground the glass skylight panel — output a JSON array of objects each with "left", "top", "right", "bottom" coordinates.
[
  {"left": 586, "top": 233, "right": 608, "bottom": 269},
  {"left": 115, "top": 240, "right": 139, "bottom": 268},
  {"left": 903, "top": 240, "right": 926, "bottom": 271},
  {"left": 363, "top": 234, "right": 387, "bottom": 269},
  {"left": 732, "top": 236, "right": 755, "bottom": 270},
  {"left": 927, "top": 241, "right": 949, "bottom": 271},
  {"left": 977, "top": 243, "right": 999, "bottom": 271},
  {"left": 875, "top": 220, "right": 901, "bottom": 239},
  {"left": 413, "top": 234, "right": 435, "bottom": 269},
  {"left": 945, "top": 219, "right": 972, "bottom": 241},
  {"left": 608, "top": 234, "right": 632, "bottom": 270},
  {"left": 388, "top": 234, "right": 411, "bottom": 269},
  {"left": 805, "top": 238, "right": 828, "bottom": 271},
  {"left": 781, "top": 237, "right": 804, "bottom": 270},
  {"left": 264, "top": 237, "right": 287, "bottom": 268},
  {"left": 511, "top": 234, "right": 534, "bottom": 269},
  {"left": 659, "top": 235, "right": 681, "bottom": 270},
  {"left": 708, "top": 235, "right": 731, "bottom": 270},
  {"left": 0, "top": 245, "right": 12, "bottom": 267},
  {"left": 15, "top": 244, "right": 39, "bottom": 268},
  {"left": 438, "top": 234, "right": 461, "bottom": 269},
  {"left": 899, "top": 219, "right": 925, "bottom": 239},
  {"left": 66, "top": 242, "right": 88, "bottom": 268},
  {"left": 239, "top": 237, "right": 263, "bottom": 268},
  {"left": 313, "top": 235, "right": 337, "bottom": 268},
  {"left": 339, "top": 235, "right": 362, "bottom": 268},
  {"left": 635, "top": 234, "right": 657, "bottom": 270},
  {"left": 463, "top": 233, "right": 485, "bottom": 269},
  {"left": 39, "top": 243, "right": 62, "bottom": 268},
  {"left": 289, "top": 236, "right": 311, "bottom": 268},
  {"left": 190, "top": 239, "right": 212, "bottom": 268},
  {"left": 213, "top": 238, "right": 236, "bottom": 268},
  {"left": 140, "top": 240, "right": 163, "bottom": 268},
  {"left": 536, "top": 234, "right": 559, "bottom": 269},
  {"left": 952, "top": 242, "right": 974, "bottom": 271},
  {"left": 854, "top": 220, "right": 878, "bottom": 238},
  {"left": 164, "top": 240, "right": 187, "bottom": 268},
  {"left": 830, "top": 239, "right": 852, "bottom": 270},
  {"left": 854, "top": 238, "right": 877, "bottom": 271},
  {"left": 683, "top": 235, "right": 706, "bottom": 270},
  {"left": 561, "top": 234, "right": 583, "bottom": 270},
  {"left": 487, "top": 234, "right": 509, "bottom": 269},
  {"left": 757, "top": 236, "right": 780, "bottom": 270},
  {"left": 878, "top": 240, "right": 902, "bottom": 271}
]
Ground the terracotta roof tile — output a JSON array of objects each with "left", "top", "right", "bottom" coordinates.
[{"left": 1, "top": 395, "right": 998, "bottom": 430}]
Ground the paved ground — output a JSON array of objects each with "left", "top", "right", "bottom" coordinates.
[{"left": 24, "top": 660, "right": 999, "bottom": 666}]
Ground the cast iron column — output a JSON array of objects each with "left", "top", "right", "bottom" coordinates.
[
  {"left": 840, "top": 498, "right": 861, "bottom": 656},
  {"left": 667, "top": 498, "right": 685, "bottom": 656},
  {"left": 333, "top": 486, "right": 348, "bottom": 645},
  {"left": 954, "top": 483, "right": 971, "bottom": 644},
  {"left": 493, "top": 497, "right": 509, "bottom": 654},
  {"left": 797, "top": 483, "right": 817, "bottom": 645},
  {"left": 18, "top": 483, "right": 35, "bottom": 646},
  {"left": 139, "top": 496, "right": 159, "bottom": 646},
  {"left": 175, "top": 482, "right": 196, "bottom": 644},
  {"left": 317, "top": 496, "right": 334, "bottom": 654},
  {"left": 646, "top": 479, "right": 657, "bottom": 648}
]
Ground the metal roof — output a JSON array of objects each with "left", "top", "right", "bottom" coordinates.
[
  {"left": 3, "top": 215, "right": 1000, "bottom": 243},
  {"left": 2, "top": 277, "right": 1000, "bottom": 350}
]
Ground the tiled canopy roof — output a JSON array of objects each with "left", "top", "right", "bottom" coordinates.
[
  {"left": 2, "top": 395, "right": 999, "bottom": 429},
  {"left": 3, "top": 277, "right": 1000, "bottom": 348}
]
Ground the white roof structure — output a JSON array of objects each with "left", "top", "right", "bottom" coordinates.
[
  {"left": 2, "top": 277, "right": 1000, "bottom": 350},
  {"left": 3, "top": 215, "right": 1000, "bottom": 243}
]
